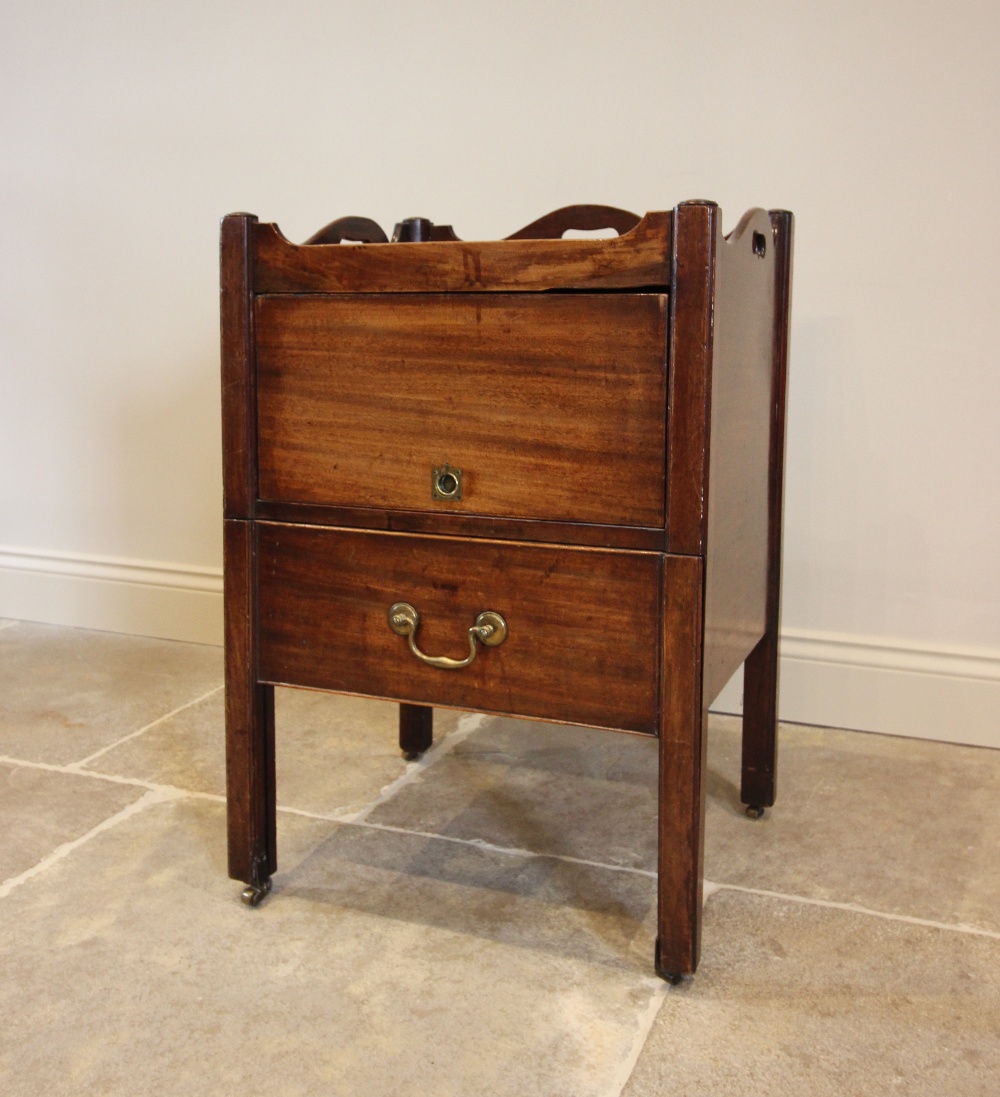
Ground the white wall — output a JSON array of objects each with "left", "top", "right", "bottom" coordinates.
[{"left": 1, "top": 1, "right": 998, "bottom": 745}]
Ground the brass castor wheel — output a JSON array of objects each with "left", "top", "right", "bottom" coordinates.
[
  {"left": 240, "top": 876, "right": 272, "bottom": 907},
  {"left": 240, "top": 853, "right": 272, "bottom": 906},
  {"left": 654, "top": 938, "right": 687, "bottom": 985},
  {"left": 745, "top": 804, "right": 766, "bottom": 819}
]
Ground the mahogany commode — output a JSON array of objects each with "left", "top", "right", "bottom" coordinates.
[{"left": 220, "top": 202, "right": 794, "bottom": 981}]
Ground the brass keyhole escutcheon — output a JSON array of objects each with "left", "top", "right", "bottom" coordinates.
[{"left": 432, "top": 463, "right": 462, "bottom": 501}]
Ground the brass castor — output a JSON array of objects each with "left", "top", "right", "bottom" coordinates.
[
  {"left": 240, "top": 876, "right": 272, "bottom": 906},
  {"left": 240, "top": 855, "right": 273, "bottom": 907},
  {"left": 745, "top": 804, "right": 766, "bottom": 819}
]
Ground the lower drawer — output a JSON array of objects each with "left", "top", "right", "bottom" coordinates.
[{"left": 257, "top": 523, "right": 661, "bottom": 734}]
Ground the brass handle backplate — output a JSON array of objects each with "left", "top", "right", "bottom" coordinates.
[{"left": 388, "top": 602, "right": 507, "bottom": 669}]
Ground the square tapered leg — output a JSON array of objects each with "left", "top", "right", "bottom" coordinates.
[{"left": 224, "top": 519, "right": 276, "bottom": 903}]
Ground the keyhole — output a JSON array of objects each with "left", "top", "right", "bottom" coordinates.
[
  {"left": 437, "top": 472, "right": 459, "bottom": 496},
  {"left": 752, "top": 231, "right": 767, "bottom": 258}
]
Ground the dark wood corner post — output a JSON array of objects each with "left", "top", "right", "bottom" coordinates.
[
  {"left": 399, "top": 702, "right": 433, "bottom": 760},
  {"left": 221, "top": 213, "right": 276, "bottom": 903},
  {"left": 658, "top": 201, "right": 717, "bottom": 979},
  {"left": 740, "top": 211, "right": 794, "bottom": 811}
]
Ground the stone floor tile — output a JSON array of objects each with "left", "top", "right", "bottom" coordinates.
[
  {"left": 288, "top": 818, "right": 657, "bottom": 971},
  {"left": 705, "top": 717, "right": 1000, "bottom": 933},
  {"left": 0, "top": 763, "right": 144, "bottom": 883},
  {"left": 0, "top": 623, "right": 222, "bottom": 765},
  {"left": 369, "top": 713, "right": 1000, "bottom": 933},
  {"left": 88, "top": 688, "right": 464, "bottom": 816},
  {"left": 366, "top": 715, "right": 660, "bottom": 868},
  {"left": 0, "top": 797, "right": 662, "bottom": 1097},
  {"left": 622, "top": 889, "right": 1000, "bottom": 1097}
]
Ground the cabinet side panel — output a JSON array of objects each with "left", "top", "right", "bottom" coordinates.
[
  {"left": 741, "top": 210, "right": 795, "bottom": 807},
  {"left": 701, "top": 210, "right": 779, "bottom": 705}
]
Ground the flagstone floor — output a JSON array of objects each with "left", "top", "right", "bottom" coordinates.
[{"left": 2, "top": 618, "right": 998, "bottom": 1096}]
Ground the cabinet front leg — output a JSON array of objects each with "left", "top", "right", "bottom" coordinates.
[
  {"left": 657, "top": 555, "right": 707, "bottom": 982},
  {"left": 227, "top": 682, "right": 275, "bottom": 906},
  {"left": 224, "top": 519, "right": 276, "bottom": 901}
]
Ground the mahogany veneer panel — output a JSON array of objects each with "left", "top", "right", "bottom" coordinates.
[
  {"left": 256, "top": 523, "right": 661, "bottom": 734},
  {"left": 256, "top": 293, "right": 668, "bottom": 527}
]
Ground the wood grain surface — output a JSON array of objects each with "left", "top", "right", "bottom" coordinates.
[
  {"left": 256, "top": 524, "right": 662, "bottom": 734},
  {"left": 256, "top": 293, "right": 668, "bottom": 527},
  {"left": 254, "top": 500, "right": 666, "bottom": 551},
  {"left": 665, "top": 201, "right": 716, "bottom": 555},
  {"left": 220, "top": 213, "right": 257, "bottom": 519},
  {"left": 504, "top": 204, "right": 641, "bottom": 240},
  {"left": 224, "top": 518, "right": 276, "bottom": 883},
  {"left": 657, "top": 553, "right": 706, "bottom": 977},
  {"left": 251, "top": 211, "right": 671, "bottom": 294}
]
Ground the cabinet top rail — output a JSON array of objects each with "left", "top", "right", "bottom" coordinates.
[{"left": 230, "top": 204, "right": 675, "bottom": 294}]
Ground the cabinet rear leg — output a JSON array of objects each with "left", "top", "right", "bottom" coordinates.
[
  {"left": 741, "top": 632, "right": 778, "bottom": 815},
  {"left": 399, "top": 703, "right": 433, "bottom": 760}
]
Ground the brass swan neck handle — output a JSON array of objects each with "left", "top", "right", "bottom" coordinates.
[{"left": 388, "top": 603, "right": 507, "bottom": 669}]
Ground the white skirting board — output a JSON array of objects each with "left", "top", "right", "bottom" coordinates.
[
  {"left": 711, "top": 631, "right": 1000, "bottom": 750},
  {"left": 1, "top": 545, "right": 998, "bottom": 749},
  {"left": 0, "top": 545, "right": 224, "bottom": 647}
]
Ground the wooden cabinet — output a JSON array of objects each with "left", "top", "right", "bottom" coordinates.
[{"left": 221, "top": 203, "right": 794, "bottom": 981}]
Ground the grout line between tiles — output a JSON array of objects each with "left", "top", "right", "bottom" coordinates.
[
  {"left": 276, "top": 801, "right": 1000, "bottom": 943},
  {"left": 1, "top": 752, "right": 159, "bottom": 785},
  {"left": 347, "top": 817, "right": 660, "bottom": 878},
  {"left": 0, "top": 787, "right": 183, "bottom": 900},
  {"left": 707, "top": 880, "right": 1000, "bottom": 940},
  {"left": 336, "top": 711, "right": 489, "bottom": 824},
  {"left": 6, "top": 728, "right": 998, "bottom": 945},
  {"left": 0, "top": 752, "right": 225, "bottom": 801},
  {"left": 69, "top": 683, "right": 225, "bottom": 769}
]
